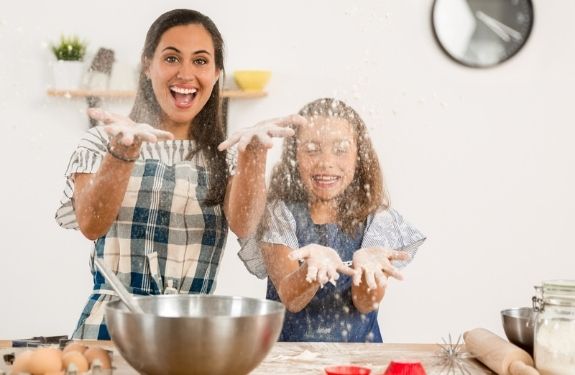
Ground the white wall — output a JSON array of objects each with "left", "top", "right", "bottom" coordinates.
[{"left": 1, "top": 0, "right": 573, "bottom": 343}]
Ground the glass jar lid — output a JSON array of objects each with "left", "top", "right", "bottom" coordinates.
[{"left": 534, "top": 280, "right": 575, "bottom": 309}]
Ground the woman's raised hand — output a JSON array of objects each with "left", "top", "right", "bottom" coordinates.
[
  {"left": 88, "top": 108, "right": 174, "bottom": 146},
  {"left": 288, "top": 244, "right": 356, "bottom": 287},
  {"left": 217, "top": 114, "right": 307, "bottom": 152},
  {"left": 352, "top": 247, "right": 411, "bottom": 290}
]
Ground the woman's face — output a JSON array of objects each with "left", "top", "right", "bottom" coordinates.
[
  {"left": 146, "top": 24, "right": 220, "bottom": 127},
  {"left": 296, "top": 116, "right": 358, "bottom": 202}
]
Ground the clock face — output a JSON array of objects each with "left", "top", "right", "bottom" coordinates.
[{"left": 432, "top": 0, "right": 534, "bottom": 68}]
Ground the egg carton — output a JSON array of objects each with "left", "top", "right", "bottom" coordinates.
[{"left": 11, "top": 335, "right": 68, "bottom": 348}]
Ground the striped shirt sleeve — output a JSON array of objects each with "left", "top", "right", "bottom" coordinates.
[
  {"left": 237, "top": 200, "right": 298, "bottom": 279},
  {"left": 54, "top": 127, "right": 109, "bottom": 229},
  {"left": 361, "top": 207, "right": 426, "bottom": 269},
  {"left": 260, "top": 201, "right": 299, "bottom": 249}
]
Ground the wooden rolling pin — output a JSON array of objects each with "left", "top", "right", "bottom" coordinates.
[{"left": 463, "top": 328, "right": 540, "bottom": 375}]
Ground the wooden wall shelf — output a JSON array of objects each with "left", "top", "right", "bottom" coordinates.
[{"left": 46, "top": 88, "right": 267, "bottom": 99}]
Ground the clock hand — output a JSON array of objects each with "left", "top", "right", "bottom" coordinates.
[
  {"left": 476, "top": 10, "right": 523, "bottom": 42},
  {"left": 476, "top": 11, "right": 510, "bottom": 41}
]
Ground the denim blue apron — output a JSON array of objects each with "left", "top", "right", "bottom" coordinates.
[{"left": 266, "top": 202, "right": 382, "bottom": 342}]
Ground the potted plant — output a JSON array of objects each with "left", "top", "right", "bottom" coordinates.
[{"left": 50, "top": 35, "right": 88, "bottom": 90}]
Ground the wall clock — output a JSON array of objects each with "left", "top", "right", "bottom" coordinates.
[{"left": 432, "top": 0, "right": 534, "bottom": 68}]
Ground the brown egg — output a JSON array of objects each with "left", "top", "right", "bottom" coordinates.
[
  {"left": 62, "top": 351, "right": 89, "bottom": 373},
  {"left": 10, "top": 350, "right": 33, "bottom": 374},
  {"left": 62, "top": 342, "right": 87, "bottom": 354},
  {"left": 84, "top": 346, "right": 112, "bottom": 369},
  {"left": 28, "top": 347, "right": 63, "bottom": 374}
]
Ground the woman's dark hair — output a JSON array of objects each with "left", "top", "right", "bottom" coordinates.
[
  {"left": 266, "top": 98, "right": 387, "bottom": 235},
  {"left": 129, "top": 9, "right": 227, "bottom": 206}
]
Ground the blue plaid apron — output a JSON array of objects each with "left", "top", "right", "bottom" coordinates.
[{"left": 56, "top": 127, "right": 229, "bottom": 339}]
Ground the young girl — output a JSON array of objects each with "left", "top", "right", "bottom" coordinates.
[
  {"left": 239, "top": 98, "right": 425, "bottom": 342},
  {"left": 55, "top": 9, "right": 304, "bottom": 340}
]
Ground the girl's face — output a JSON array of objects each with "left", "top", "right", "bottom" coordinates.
[
  {"left": 296, "top": 116, "right": 357, "bottom": 202},
  {"left": 146, "top": 24, "right": 220, "bottom": 127}
]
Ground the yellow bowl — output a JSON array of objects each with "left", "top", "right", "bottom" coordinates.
[{"left": 233, "top": 70, "right": 271, "bottom": 92}]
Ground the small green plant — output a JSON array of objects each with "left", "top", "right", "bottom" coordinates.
[{"left": 51, "top": 35, "right": 87, "bottom": 61}]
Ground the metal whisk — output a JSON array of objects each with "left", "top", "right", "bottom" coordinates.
[{"left": 436, "top": 334, "right": 474, "bottom": 375}]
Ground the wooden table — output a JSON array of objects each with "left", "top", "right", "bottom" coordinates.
[
  {"left": 0, "top": 341, "right": 494, "bottom": 374},
  {"left": 253, "top": 342, "right": 494, "bottom": 374}
]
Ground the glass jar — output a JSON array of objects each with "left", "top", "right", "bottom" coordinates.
[{"left": 532, "top": 280, "right": 575, "bottom": 375}]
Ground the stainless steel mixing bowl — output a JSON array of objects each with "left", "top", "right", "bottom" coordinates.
[
  {"left": 105, "top": 295, "right": 285, "bottom": 375},
  {"left": 501, "top": 306, "right": 534, "bottom": 354}
]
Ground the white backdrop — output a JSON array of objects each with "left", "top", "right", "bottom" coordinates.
[{"left": 0, "top": 0, "right": 573, "bottom": 343}]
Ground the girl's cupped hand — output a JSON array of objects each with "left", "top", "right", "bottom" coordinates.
[
  {"left": 288, "top": 244, "right": 356, "bottom": 287},
  {"left": 352, "top": 247, "right": 411, "bottom": 290}
]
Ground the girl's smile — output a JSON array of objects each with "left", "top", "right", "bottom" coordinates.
[{"left": 312, "top": 174, "right": 342, "bottom": 185}]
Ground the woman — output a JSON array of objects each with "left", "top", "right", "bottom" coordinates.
[{"left": 55, "top": 8, "right": 305, "bottom": 339}]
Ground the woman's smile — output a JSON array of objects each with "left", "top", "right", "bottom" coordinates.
[{"left": 170, "top": 84, "right": 198, "bottom": 109}]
